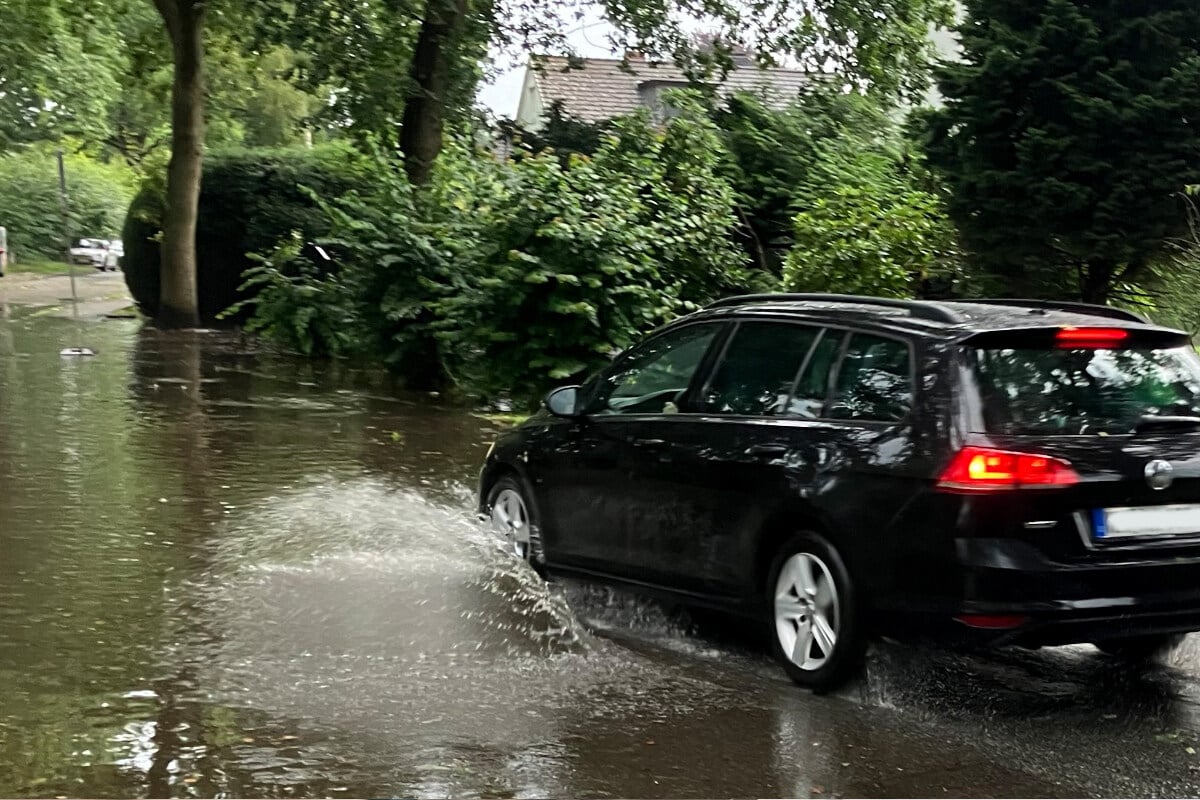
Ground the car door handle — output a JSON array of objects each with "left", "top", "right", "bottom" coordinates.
[{"left": 747, "top": 443, "right": 789, "bottom": 458}]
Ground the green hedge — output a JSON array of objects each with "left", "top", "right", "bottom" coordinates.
[
  {"left": 0, "top": 149, "right": 133, "bottom": 262},
  {"left": 122, "top": 143, "right": 370, "bottom": 321}
]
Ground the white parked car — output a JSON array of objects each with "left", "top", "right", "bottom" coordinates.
[
  {"left": 100, "top": 240, "right": 123, "bottom": 272},
  {"left": 69, "top": 238, "right": 109, "bottom": 267}
]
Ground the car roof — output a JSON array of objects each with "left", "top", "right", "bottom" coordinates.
[{"left": 682, "top": 294, "right": 1183, "bottom": 341}]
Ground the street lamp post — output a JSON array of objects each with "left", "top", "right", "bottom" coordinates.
[{"left": 57, "top": 149, "right": 78, "bottom": 309}]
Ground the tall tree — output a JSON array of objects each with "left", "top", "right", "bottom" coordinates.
[
  {"left": 401, "top": 0, "right": 473, "bottom": 185},
  {"left": 109, "top": 0, "right": 951, "bottom": 325},
  {"left": 152, "top": 0, "right": 206, "bottom": 327},
  {"left": 926, "top": 0, "right": 1200, "bottom": 303},
  {"left": 266, "top": 0, "right": 954, "bottom": 185},
  {"left": 0, "top": 0, "right": 125, "bottom": 148}
]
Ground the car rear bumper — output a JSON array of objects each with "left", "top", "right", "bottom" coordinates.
[
  {"left": 988, "top": 606, "right": 1200, "bottom": 647},
  {"left": 882, "top": 537, "right": 1200, "bottom": 646}
]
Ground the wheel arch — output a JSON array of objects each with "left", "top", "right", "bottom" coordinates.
[
  {"left": 480, "top": 460, "right": 552, "bottom": 569},
  {"left": 751, "top": 501, "right": 856, "bottom": 601},
  {"left": 479, "top": 460, "right": 545, "bottom": 523},
  {"left": 479, "top": 461, "right": 524, "bottom": 510}
]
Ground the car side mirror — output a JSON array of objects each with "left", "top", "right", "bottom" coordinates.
[{"left": 544, "top": 385, "right": 582, "bottom": 418}]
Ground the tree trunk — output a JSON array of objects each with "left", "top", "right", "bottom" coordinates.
[
  {"left": 1080, "top": 262, "right": 1114, "bottom": 305},
  {"left": 154, "top": 0, "right": 204, "bottom": 328},
  {"left": 400, "top": 0, "right": 468, "bottom": 187}
]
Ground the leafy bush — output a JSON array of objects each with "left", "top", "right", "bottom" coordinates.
[
  {"left": 1125, "top": 194, "right": 1200, "bottom": 335},
  {"left": 237, "top": 101, "right": 750, "bottom": 406},
  {"left": 782, "top": 107, "right": 961, "bottom": 298},
  {"left": 714, "top": 88, "right": 900, "bottom": 275},
  {"left": 227, "top": 233, "right": 358, "bottom": 357},
  {"left": 231, "top": 155, "right": 450, "bottom": 387},
  {"left": 498, "top": 101, "right": 613, "bottom": 164},
  {"left": 0, "top": 147, "right": 134, "bottom": 261},
  {"left": 432, "top": 102, "right": 749, "bottom": 405},
  {"left": 122, "top": 142, "right": 370, "bottom": 321}
]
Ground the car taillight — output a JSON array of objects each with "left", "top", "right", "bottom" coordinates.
[
  {"left": 1055, "top": 327, "right": 1129, "bottom": 349},
  {"left": 937, "top": 447, "right": 1080, "bottom": 492}
]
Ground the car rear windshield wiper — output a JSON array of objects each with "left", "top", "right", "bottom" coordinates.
[{"left": 1133, "top": 415, "right": 1200, "bottom": 435}]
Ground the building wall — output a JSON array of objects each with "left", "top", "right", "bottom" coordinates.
[{"left": 515, "top": 70, "right": 546, "bottom": 131}]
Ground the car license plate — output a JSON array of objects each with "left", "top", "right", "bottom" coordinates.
[{"left": 1092, "top": 505, "right": 1200, "bottom": 540}]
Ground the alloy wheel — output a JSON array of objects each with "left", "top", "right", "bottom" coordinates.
[
  {"left": 774, "top": 552, "right": 840, "bottom": 671},
  {"left": 490, "top": 487, "right": 531, "bottom": 560}
]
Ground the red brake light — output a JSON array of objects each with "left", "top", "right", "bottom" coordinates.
[
  {"left": 937, "top": 447, "right": 1080, "bottom": 492},
  {"left": 1055, "top": 327, "right": 1129, "bottom": 349}
]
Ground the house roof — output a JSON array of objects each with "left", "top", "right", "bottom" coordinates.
[{"left": 527, "top": 55, "right": 810, "bottom": 124}]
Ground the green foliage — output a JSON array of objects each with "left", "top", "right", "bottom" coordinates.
[
  {"left": 714, "top": 88, "right": 899, "bottom": 273},
  {"left": 501, "top": 102, "right": 613, "bottom": 164},
  {"left": 0, "top": 147, "right": 134, "bottom": 261},
  {"left": 241, "top": 47, "right": 322, "bottom": 148},
  {"left": 228, "top": 233, "right": 357, "bottom": 357},
  {"left": 784, "top": 113, "right": 961, "bottom": 298},
  {"left": 926, "top": 0, "right": 1200, "bottom": 303},
  {"left": 785, "top": 182, "right": 959, "bottom": 299},
  {"left": 237, "top": 105, "right": 749, "bottom": 406},
  {"left": 594, "top": 0, "right": 954, "bottom": 98},
  {"left": 122, "top": 143, "right": 371, "bottom": 321},
  {"left": 0, "top": 0, "right": 129, "bottom": 148},
  {"left": 0, "top": 0, "right": 328, "bottom": 163},
  {"left": 1125, "top": 197, "right": 1200, "bottom": 335},
  {"left": 431, "top": 142, "right": 678, "bottom": 400},
  {"left": 313, "top": 164, "right": 449, "bottom": 385},
  {"left": 229, "top": 153, "right": 449, "bottom": 385},
  {"left": 432, "top": 101, "right": 749, "bottom": 405}
]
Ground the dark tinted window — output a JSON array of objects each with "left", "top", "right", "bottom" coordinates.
[
  {"left": 831, "top": 334, "right": 912, "bottom": 422},
  {"left": 972, "top": 347, "right": 1200, "bottom": 435},
  {"left": 697, "top": 323, "right": 820, "bottom": 416},
  {"left": 786, "top": 331, "right": 844, "bottom": 418},
  {"left": 587, "top": 324, "right": 719, "bottom": 415}
]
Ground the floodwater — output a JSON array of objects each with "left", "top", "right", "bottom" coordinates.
[{"left": 4, "top": 314, "right": 1200, "bottom": 798}]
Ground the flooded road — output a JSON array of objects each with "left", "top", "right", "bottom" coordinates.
[{"left": 3, "top": 314, "right": 1200, "bottom": 798}]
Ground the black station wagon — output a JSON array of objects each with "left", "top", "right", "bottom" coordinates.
[{"left": 478, "top": 293, "right": 1200, "bottom": 690}]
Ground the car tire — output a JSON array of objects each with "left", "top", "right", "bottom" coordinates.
[
  {"left": 1094, "top": 633, "right": 1185, "bottom": 661},
  {"left": 485, "top": 475, "right": 545, "bottom": 573},
  {"left": 766, "top": 531, "right": 865, "bottom": 693}
]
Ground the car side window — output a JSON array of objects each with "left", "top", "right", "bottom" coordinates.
[
  {"left": 830, "top": 333, "right": 913, "bottom": 422},
  {"left": 696, "top": 323, "right": 820, "bottom": 416},
  {"left": 786, "top": 330, "right": 844, "bottom": 419},
  {"left": 587, "top": 324, "right": 720, "bottom": 415}
]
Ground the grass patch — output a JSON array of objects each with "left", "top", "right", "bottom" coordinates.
[{"left": 6, "top": 258, "right": 73, "bottom": 276}]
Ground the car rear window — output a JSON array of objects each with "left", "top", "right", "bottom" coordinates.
[{"left": 971, "top": 346, "right": 1200, "bottom": 435}]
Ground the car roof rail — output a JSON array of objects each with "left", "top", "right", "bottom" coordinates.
[
  {"left": 703, "top": 293, "right": 964, "bottom": 325},
  {"left": 953, "top": 299, "right": 1150, "bottom": 324}
]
